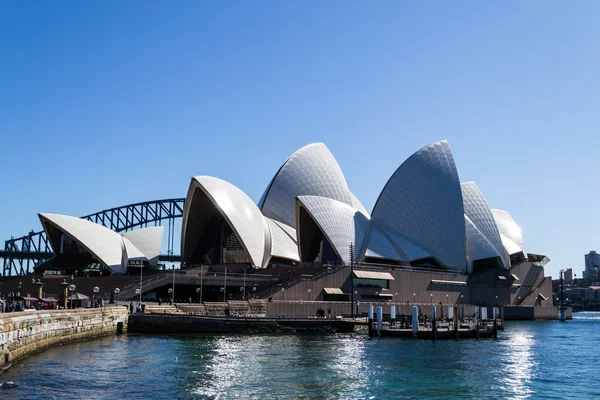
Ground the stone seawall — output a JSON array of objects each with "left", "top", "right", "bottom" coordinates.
[{"left": 0, "top": 307, "right": 130, "bottom": 368}]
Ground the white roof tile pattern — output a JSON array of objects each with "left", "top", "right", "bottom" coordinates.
[
  {"left": 461, "top": 182, "right": 510, "bottom": 268},
  {"left": 122, "top": 226, "right": 164, "bottom": 266},
  {"left": 370, "top": 140, "right": 467, "bottom": 270},
  {"left": 491, "top": 209, "right": 527, "bottom": 257},
  {"left": 182, "top": 176, "right": 268, "bottom": 268},
  {"left": 465, "top": 215, "right": 501, "bottom": 270},
  {"left": 296, "top": 195, "right": 369, "bottom": 265},
  {"left": 265, "top": 217, "right": 300, "bottom": 262},
  {"left": 364, "top": 223, "right": 407, "bottom": 261},
  {"left": 259, "top": 143, "right": 354, "bottom": 228}
]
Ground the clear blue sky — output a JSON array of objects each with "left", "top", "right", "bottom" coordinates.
[{"left": 1, "top": 1, "right": 598, "bottom": 279}]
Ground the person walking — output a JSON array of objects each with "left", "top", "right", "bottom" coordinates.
[{"left": 129, "top": 302, "right": 134, "bottom": 315}]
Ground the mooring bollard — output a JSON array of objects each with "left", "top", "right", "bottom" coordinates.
[
  {"left": 376, "top": 307, "right": 383, "bottom": 336},
  {"left": 390, "top": 305, "right": 396, "bottom": 324},
  {"left": 368, "top": 305, "right": 374, "bottom": 337},
  {"left": 412, "top": 306, "right": 418, "bottom": 338}
]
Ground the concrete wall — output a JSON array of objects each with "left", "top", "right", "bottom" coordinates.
[{"left": 0, "top": 307, "right": 129, "bottom": 368}]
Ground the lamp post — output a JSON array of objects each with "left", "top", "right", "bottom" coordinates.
[
  {"left": 413, "top": 293, "right": 416, "bottom": 304},
  {"left": 93, "top": 286, "right": 99, "bottom": 308},
  {"left": 172, "top": 267, "right": 175, "bottom": 304},
  {"left": 196, "top": 287, "right": 201, "bottom": 303},
  {"left": 223, "top": 268, "right": 227, "bottom": 302},
  {"left": 200, "top": 265, "right": 204, "bottom": 303},
  {"left": 430, "top": 293, "right": 433, "bottom": 303},
  {"left": 114, "top": 288, "right": 120, "bottom": 307},
  {"left": 349, "top": 242, "right": 355, "bottom": 319},
  {"left": 69, "top": 284, "right": 76, "bottom": 309},
  {"left": 243, "top": 267, "right": 246, "bottom": 300},
  {"left": 168, "top": 288, "right": 173, "bottom": 304},
  {"left": 139, "top": 263, "right": 143, "bottom": 302},
  {"left": 220, "top": 287, "right": 224, "bottom": 302},
  {"left": 135, "top": 288, "right": 140, "bottom": 301}
]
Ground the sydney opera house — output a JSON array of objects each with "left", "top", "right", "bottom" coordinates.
[
  {"left": 180, "top": 140, "right": 552, "bottom": 308},
  {"left": 30, "top": 140, "right": 552, "bottom": 311}
]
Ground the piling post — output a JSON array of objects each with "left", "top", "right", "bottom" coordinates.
[
  {"left": 432, "top": 306, "right": 437, "bottom": 340},
  {"left": 500, "top": 307, "right": 504, "bottom": 330},
  {"left": 453, "top": 306, "right": 458, "bottom": 339},
  {"left": 474, "top": 306, "right": 480, "bottom": 339},
  {"left": 390, "top": 305, "right": 396, "bottom": 325},
  {"left": 376, "top": 307, "right": 383, "bottom": 336},
  {"left": 412, "top": 306, "right": 418, "bottom": 338},
  {"left": 368, "top": 305, "right": 374, "bottom": 337}
]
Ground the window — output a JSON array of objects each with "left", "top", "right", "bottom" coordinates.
[{"left": 353, "top": 278, "right": 389, "bottom": 289}]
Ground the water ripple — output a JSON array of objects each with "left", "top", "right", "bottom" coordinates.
[{"left": 1, "top": 313, "right": 598, "bottom": 399}]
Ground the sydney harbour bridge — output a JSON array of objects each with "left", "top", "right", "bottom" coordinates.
[{"left": 0, "top": 198, "right": 185, "bottom": 277}]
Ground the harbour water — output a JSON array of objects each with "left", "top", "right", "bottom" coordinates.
[{"left": 1, "top": 313, "right": 599, "bottom": 399}]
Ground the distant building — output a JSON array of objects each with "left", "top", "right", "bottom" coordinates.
[
  {"left": 564, "top": 268, "right": 573, "bottom": 284},
  {"left": 585, "top": 287, "right": 600, "bottom": 302},
  {"left": 584, "top": 251, "right": 600, "bottom": 281}
]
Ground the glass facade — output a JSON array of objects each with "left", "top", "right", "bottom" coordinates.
[{"left": 353, "top": 278, "right": 389, "bottom": 289}]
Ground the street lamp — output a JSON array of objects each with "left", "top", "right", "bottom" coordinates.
[
  {"left": 430, "top": 293, "right": 434, "bottom": 303},
  {"left": 196, "top": 287, "right": 201, "bottom": 303},
  {"left": 135, "top": 288, "right": 140, "bottom": 301},
  {"left": 446, "top": 294, "right": 449, "bottom": 304},
  {"left": 168, "top": 288, "right": 173, "bottom": 304},
  {"left": 93, "top": 286, "right": 100, "bottom": 308},
  {"left": 114, "top": 288, "right": 121, "bottom": 307},
  {"left": 220, "top": 287, "right": 225, "bottom": 302},
  {"left": 69, "top": 284, "right": 76, "bottom": 309}
]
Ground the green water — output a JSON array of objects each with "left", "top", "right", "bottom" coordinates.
[{"left": 1, "top": 313, "right": 598, "bottom": 399}]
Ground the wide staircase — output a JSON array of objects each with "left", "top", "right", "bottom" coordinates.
[{"left": 144, "top": 300, "right": 267, "bottom": 317}]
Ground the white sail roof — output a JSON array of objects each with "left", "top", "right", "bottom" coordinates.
[
  {"left": 465, "top": 215, "right": 501, "bottom": 272},
  {"left": 461, "top": 182, "right": 510, "bottom": 268},
  {"left": 295, "top": 195, "right": 369, "bottom": 265},
  {"left": 370, "top": 140, "right": 467, "bottom": 270},
  {"left": 122, "top": 226, "right": 164, "bottom": 266},
  {"left": 491, "top": 209, "right": 527, "bottom": 257},
  {"left": 122, "top": 237, "right": 147, "bottom": 261},
  {"left": 182, "top": 176, "right": 269, "bottom": 268},
  {"left": 364, "top": 222, "right": 407, "bottom": 262},
  {"left": 259, "top": 143, "right": 354, "bottom": 228},
  {"left": 265, "top": 217, "right": 299, "bottom": 262},
  {"left": 38, "top": 213, "right": 129, "bottom": 273}
]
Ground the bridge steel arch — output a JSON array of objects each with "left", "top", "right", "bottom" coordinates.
[{"left": 2, "top": 198, "right": 185, "bottom": 277}]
